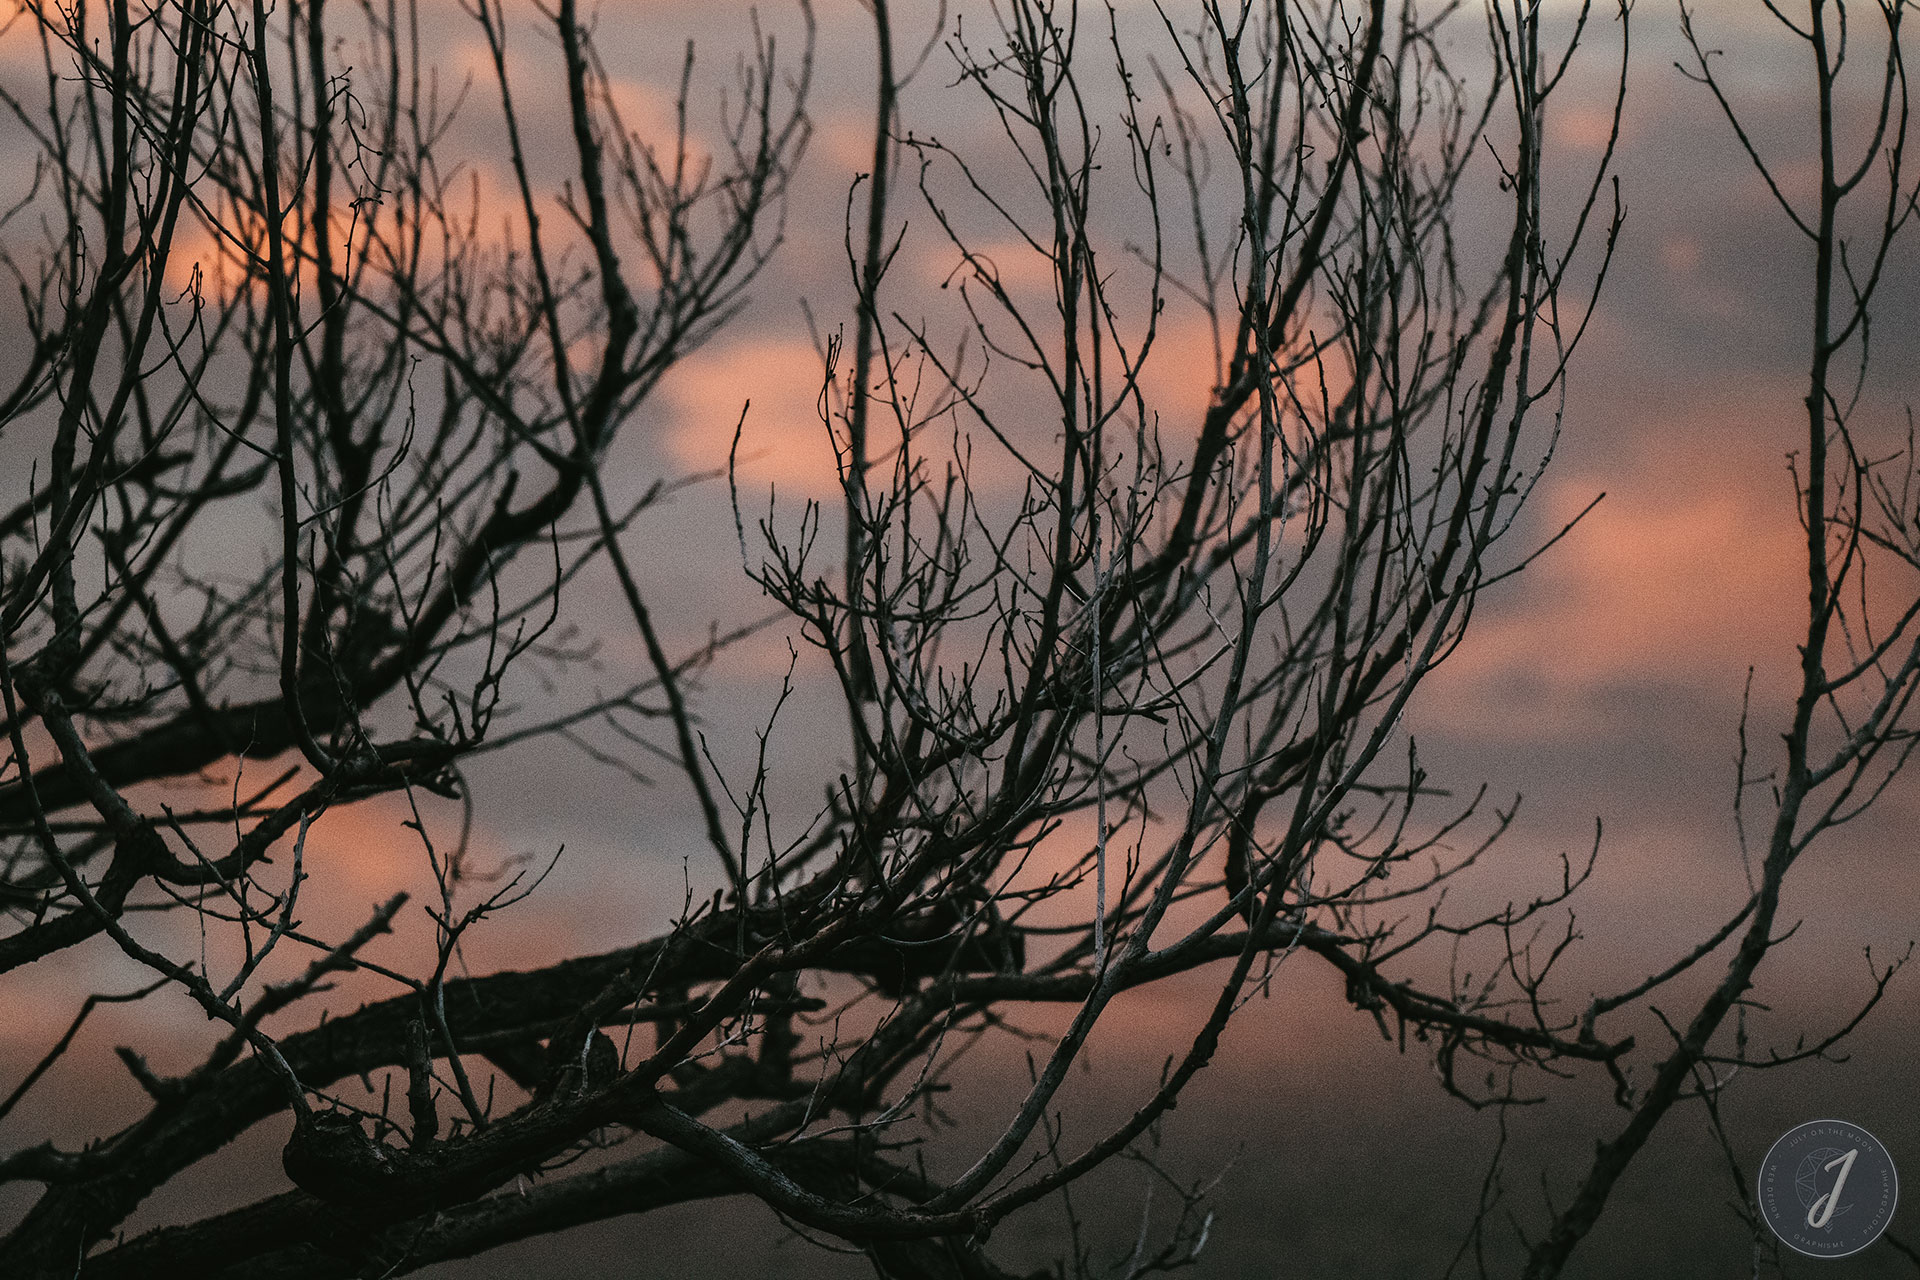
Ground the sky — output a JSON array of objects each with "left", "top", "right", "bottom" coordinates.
[{"left": 2, "top": 0, "right": 1919, "bottom": 1276}]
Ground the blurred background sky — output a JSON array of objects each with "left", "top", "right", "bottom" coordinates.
[{"left": 4, "top": 0, "right": 1919, "bottom": 1275}]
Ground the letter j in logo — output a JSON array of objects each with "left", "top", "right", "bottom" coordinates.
[{"left": 1757, "top": 1119, "right": 1898, "bottom": 1258}]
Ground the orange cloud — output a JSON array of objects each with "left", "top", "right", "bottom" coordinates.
[
  {"left": 1403, "top": 372, "right": 1846, "bottom": 746},
  {"left": 666, "top": 334, "right": 844, "bottom": 497}
]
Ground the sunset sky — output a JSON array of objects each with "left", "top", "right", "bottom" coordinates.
[{"left": 2, "top": 0, "right": 1918, "bottom": 1275}]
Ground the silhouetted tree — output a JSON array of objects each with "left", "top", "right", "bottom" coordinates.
[{"left": 0, "top": 1, "right": 1910, "bottom": 1277}]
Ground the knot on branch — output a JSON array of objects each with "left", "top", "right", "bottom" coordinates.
[
  {"left": 534, "top": 1028, "right": 619, "bottom": 1104},
  {"left": 281, "top": 1112, "right": 402, "bottom": 1211}
]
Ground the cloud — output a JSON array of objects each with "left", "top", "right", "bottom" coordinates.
[{"left": 664, "top": 333, "right": 843, "bottom": 497}]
